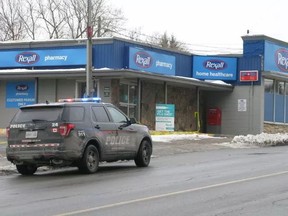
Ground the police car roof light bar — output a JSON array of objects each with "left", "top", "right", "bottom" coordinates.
[{"left": 58, "top": 97, "right": 101, "bottom": 103}]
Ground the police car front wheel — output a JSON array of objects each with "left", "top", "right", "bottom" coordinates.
[{"left": 135, "top": 140, "right": 152, "bottom": 167}]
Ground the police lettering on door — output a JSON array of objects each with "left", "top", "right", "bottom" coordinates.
[{"left": 105, "top": 136, "right": 130, "bottom": 145}]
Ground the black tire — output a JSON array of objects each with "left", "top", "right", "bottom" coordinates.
[
  {"left": 16, "top": 165, "right": 37, "bottom": 175},
  {"left": 134, "top": 140, "right": 152, "bottom": 167},
  {"left": 78, "top": 145, "right": 99, "bottom": 174}
]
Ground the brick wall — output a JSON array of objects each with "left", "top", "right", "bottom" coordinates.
[
  {"left": 111, "top": 79, "right": 120, "bottom": 106},
  {"left": 264, "top": 123, "right": 288, "bottom": 134},
  {"left": 141, "top": 81, "right": 197, "bottom": 131}
]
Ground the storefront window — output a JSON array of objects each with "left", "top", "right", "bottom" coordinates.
[
  {"left": 264, "top": 79, "right": 288, "bottom": 123},
  {"left": 264, "top": 79, "right": 273, "bottom": 93},
  {"left": 276, "top": 81, "right": 284, "bottom": 95},
  {"left": 120, "top": 83, "right": 128, "bottom": 103},
  {"left": 77, "top": 80, "right": 98, "bottom": 98},
  {"left": 119, "top": 82, "right": 137, "bottom": 118},
  {"left": 129, "top": 85, "right": 137, "bottom": 104}
]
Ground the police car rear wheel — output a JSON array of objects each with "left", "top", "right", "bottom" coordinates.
[
  {"left": 16, "top": 165, "right": 37, "bottom": 175},
  {"left": 78, "top": 145, "right": 99, "bottom": 174},
  {"left": 135, "top": 140, "right": 152, "bottom": 167}
]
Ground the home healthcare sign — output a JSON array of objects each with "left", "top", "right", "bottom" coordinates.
[
  {"left": 193, "top": 56, "right": 237, "bottom": 80},
  {"left": 155, "top": 104, "right": 175, "bottom": 131}
]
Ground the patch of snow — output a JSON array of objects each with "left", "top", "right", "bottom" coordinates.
[
  {"left": 97, "top": 67, "right": 112, "bottom": 70},
  {"left": 175, "top": 76, "right": 200, "bottom": 82},
  {"left": 204, "top": 80, "right": 232, "bottom": 86},
  {"left": 231, "top": 133, "right": 288, "bottom": 147},
  {"left": 152, "top": 134, "right": 223, "bottom": 142},
  {"left": 152, "top": 132, "right": 288, "bottom": 148}
]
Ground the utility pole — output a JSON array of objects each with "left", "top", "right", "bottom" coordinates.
[
  {"left": 86, "top": 0, "right": 93, "bottom": 97},
  {"left": 97, "top": 17, "right": 101, "bottom": 37}
]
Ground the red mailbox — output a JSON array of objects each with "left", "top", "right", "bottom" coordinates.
[{"left": 207, "top": 107, "right": 221, "bottom": 126}]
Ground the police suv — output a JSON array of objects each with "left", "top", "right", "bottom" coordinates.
[{"left": 6, "top": 98, "right": 153, "bottom": 175}]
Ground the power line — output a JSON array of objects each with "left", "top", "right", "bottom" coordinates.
[{"left": 110, "top": 25, "right": 243, "bottom": 55}]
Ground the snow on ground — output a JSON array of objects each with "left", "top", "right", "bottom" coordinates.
[
  {"left": 152, "top": 132, "right": 288, "bottom": 148},
  {"left": 230, "top": 133, "right": 288, "bottom": 147},
  {"left": 152, "top": 134, "right": 223, "bottom": 142}
]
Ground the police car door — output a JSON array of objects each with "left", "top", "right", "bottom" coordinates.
[
  {"left": 105, "top": 106, "right": 137, "bottom": 156},
  {"left": 91, "top": 105, "right": 118, "bottom": 160}
]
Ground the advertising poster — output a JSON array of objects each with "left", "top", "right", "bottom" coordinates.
[
  {"left": 155, "top": 104, "right": 175, "bottom": 131},
  {"left": 238, "top": 99, "right": 247, "bottom": 112},
  {"left": 6, "top": 81, "right": 36, "bottom": 108}
]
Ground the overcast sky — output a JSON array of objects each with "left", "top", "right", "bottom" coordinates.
[{"left": 108, "top": 0, "right": 288, "bottom": 54}]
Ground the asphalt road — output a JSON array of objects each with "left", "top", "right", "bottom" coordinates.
[
  {"left": 1, "top": 143, "right": 288, "bottom": 216},
  {"left": 0, "top": 136, "right": 232, "bottom": 173}
]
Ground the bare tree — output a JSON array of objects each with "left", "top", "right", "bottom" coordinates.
[
  {"left": 62, "top": 0, "right": 87, "bottom": 38},
  {"left": 19, "top": 0, "right": 40, "bottom": 40},
  {"left": 96, "top": 6, "right": 125, "bottom": 37},
  {"left": 0, "top": 0, "right": 25, "bottom": 41},
  {"left": 146, "top": 32, "right": 187, "bottom": 52},
  {"left": 37, "top": 0, "right": 66, "bottom": 39},
  {"left": 0, "top": 0, "right": 133, "bottom": 41},
  {"left": 159, "top": 32, "right": 170, "bottom": 48},
  {"left": 127, "top": 27, "right": 143, "bottom": 41},
  {"left": 169, "top": 34, "right": 186, "bottom": 51},
  {"left": 62, "top": 0, "right": 125, "bottom": 39}
]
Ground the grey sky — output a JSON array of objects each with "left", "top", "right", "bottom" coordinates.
[{"left": 108, "top": 0, "right": 287, "bottom": 54}]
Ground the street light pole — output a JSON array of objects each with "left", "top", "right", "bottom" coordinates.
[{"left": 86, "top": 0, "right": 93, "bottom": 97}]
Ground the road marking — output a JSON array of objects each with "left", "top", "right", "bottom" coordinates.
[{"left": 54, "top": 170, "right": 288, "bottom": 216}]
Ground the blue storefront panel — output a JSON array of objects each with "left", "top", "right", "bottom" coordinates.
[
  {"left": 264, "top": 93, "right": 274, "bottom": 122},
  {"left": 275, "top": 94, "right": 285, "bottom": 123}
]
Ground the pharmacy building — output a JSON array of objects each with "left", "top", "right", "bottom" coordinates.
[{"left": 0, "top": 35, "right": 287, "bottom": 135}]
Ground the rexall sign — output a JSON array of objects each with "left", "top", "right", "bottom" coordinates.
[
  {"left": 0, "top": 47, "right": 86, "bottom": 68},
  {"left": 265, "top": 41, "right": 288, "bottom": 72},
  {"left": 193, "top": 56, "right": 237, "bottom": 80},
  {"left": 128, "top": 47, "right": 176, "bottom": 76}
]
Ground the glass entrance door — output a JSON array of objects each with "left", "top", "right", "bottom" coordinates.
[{"left": 119, "top": 82, "right": 137, "bottom": 118}]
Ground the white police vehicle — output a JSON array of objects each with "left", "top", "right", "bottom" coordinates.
[{"left": 6, "top": 98, "right": 152, "bottom": 175}]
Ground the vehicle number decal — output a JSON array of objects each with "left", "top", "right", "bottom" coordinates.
[
  {"left": 106, "top": 136, "right": 130, "bottom": 145},
  {"left": 78, "top": 130, "right": 86, "bottom": 137},
  {"left": 52, "top": 123, "right": 59, "bottom": 127}
]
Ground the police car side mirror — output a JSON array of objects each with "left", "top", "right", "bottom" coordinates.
[
  {"left": 119, "top": 118, "right": 136, "bottom": 130},
  {"left": 129, "top": 117, "right": 137, "bottom": 124}
]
